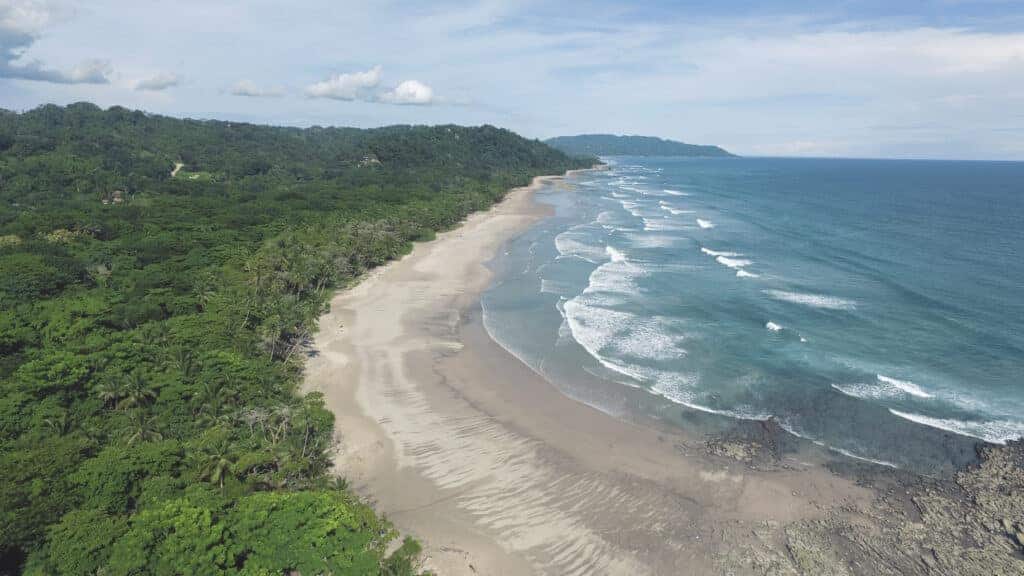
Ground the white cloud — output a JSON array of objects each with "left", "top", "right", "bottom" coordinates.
[
  {"left": 0, "top": 0, "right": 111, "bottom": 84},
  {"left": 134, "top": 72, "right": 180, "bottom": 91},
  {"left": 305, "top": 65, "right": 382, "bottom": 100},
  {"left": 380, "top": 79, "right": 434, "bottom": 105},
  {"left": 230, "top": 79, "right": 285, "bottom": 98},
  {"left": 305, "top": 66, "right": 436, "bottom": 105}
]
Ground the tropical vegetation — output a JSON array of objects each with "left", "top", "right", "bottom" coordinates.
[{"left": 0, "top": 102, "right": 592, "bottom": 574}]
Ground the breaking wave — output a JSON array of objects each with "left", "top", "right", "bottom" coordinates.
[
  {"left": 764, "top": 290, "right": 857, "bottom": 311},
  {"left": 889, "top": 410, "right": 1024, "bottom": 445}
]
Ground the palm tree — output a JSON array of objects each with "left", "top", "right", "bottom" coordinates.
[
  {"left": 192, "top": 379, "right": 237, "bottom": 421},
  {"left": 124, "top": 410, "right": 163, "bottom": 445},
  {"left": 95, "top": 380, "right": 125, "bottom": 410},
  {"left": 172, "top": 347, "right": 197, "bottom": 380},
  {"left": 119, "top": 373, "right": 156, "bottom": 410},
  {"left": 43, "top": 411, "right": 70, "bottom": 435},
  {"left": 204, "top": 453, "right": 234, "bottom": 489},
  {"left": 190, "top": 441, "right": 237, "bottom": 490}
]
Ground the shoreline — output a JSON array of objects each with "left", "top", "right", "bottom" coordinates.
[
  {"left": 305, "top": 169, "right": 871, "bottom": 574},
  {"left": 304, "top": 170, "right": 1019, "bottom": 574}
]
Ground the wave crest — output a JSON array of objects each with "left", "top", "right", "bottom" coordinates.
[
  {"left": 889, "top": 410, "right": 1024, "bottom": 445},
  {"left": 764, "top": 289, "right": 857, "bottom": 311}
]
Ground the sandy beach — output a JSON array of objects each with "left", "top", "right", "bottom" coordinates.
[
  {"left": 304, "top": 171, "right": 1021, "bottom": 575},
  {"left": 303, "top": 171, "right": 876, "bottom": 575}
]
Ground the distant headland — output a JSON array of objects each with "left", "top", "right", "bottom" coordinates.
[{"left": 546, "top": 134, "right": 735, "bottom": 158}]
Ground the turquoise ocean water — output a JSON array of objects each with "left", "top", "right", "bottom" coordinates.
[{"left": 481, "top": 157, "right": 1024, "bottom": 472}]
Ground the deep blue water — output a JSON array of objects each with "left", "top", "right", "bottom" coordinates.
[{"left": 482, "top": 156, "right": 1024, "bottom": 471}]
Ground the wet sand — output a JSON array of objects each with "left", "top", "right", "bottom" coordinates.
[{"left": 304, "top": 172, "right": 877, "bottom": 575}]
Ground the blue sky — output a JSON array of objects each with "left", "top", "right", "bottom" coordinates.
[{"left": 2, "top": 0, "right": 1024, "bottom": 159}]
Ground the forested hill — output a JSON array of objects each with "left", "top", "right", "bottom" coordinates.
[
  {"left": 546, "top": 134, "right": 735, "bottom": 157},
  {"left": 0, "top": 102, "right": 591, "bottom": 575}
]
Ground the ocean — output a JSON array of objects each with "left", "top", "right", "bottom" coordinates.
[{"left": 481, "top": 156, "right": 1024, "bottom": 473}]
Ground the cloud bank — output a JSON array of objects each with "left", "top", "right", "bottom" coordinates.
[
  {"left": 305, "top": 66, "right": 435, "bottom": 105},
  {"left": 305, "top": 65, "right": 382, "bottom": 100}
]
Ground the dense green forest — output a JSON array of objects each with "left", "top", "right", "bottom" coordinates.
[
  {"left": 546, "top": 134, "right": 735, "bottom": 157},
  {"left": 0, "top": 102, "right": 592, "bottom": 575}
]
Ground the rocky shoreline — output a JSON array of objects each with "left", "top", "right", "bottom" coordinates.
[{"left": 707, "top": 430, "right": 1024, "bottom": 575}]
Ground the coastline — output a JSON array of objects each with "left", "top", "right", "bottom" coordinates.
[
  {"left": 304, "top": 169, "right": 875, "bottom": 574},
  {"left": 303, "top": 170, "right": 1021, "bottom": 574}
]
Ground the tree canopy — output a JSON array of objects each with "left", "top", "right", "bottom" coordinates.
[{"left": 0, "top": 102, "right": 592, "bottom": 575}]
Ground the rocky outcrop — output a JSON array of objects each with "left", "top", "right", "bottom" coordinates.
[{"left": 721, "top": 440, "right": 1024, "bottom": 575}]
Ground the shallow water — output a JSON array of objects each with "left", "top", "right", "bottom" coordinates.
[{"left": 482, "top": 157, "right": 1024, "bottom": 472}]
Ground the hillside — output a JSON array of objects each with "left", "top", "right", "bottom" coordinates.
[
  {"left": 546, "top": 133, "right": 735, "bottom": 157},
  {"left": 0, "top": 102, "right": 590, "bottom": 575}
]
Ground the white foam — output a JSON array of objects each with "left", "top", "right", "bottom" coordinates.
[
  {"left": 889, "top": 410, "right": 1024, "bottom": 445},
  {"left": 618, "top": 199, "right": 645, "bottom": 218},
  {"left": 766, "top": 321, "right": 783, "bottom": 332},
  {"left": 659, "top": 204, "right": 693, "bottom": 216},
  {"left": 764, "top": 290, "right": 857, "bottom": 311},
  {"left": 625, "top": 232, "right": 676, "bottom": 249},
  {"left": 832, "top": 383, "right": 890, "bottom": 401},
  {"left": 605, "top": 245, "right": 627, "bottom": 263},
  {"left": 696, "top": 218, "right": 714, "bottom": 229},
  {"left": 700, "top": 247, "right": 740, "bottom": 258},
  {"left": 561, "top": 249, "right": 694, "bottom": 387},
  {"left": 554, "top": 229, "right": 605, "bottom": 263},
  {"left": 642, "top": 217, "right": 688, "bottom": 232},
  {"left": 876, "top": 374, "right": 933, "bottom": 399},
  {"left": 563, "top": 302, "right": 681, "bottom": 379},
  {"left": 778, "top": 421, "right": 898, "bottom": 468},
  {"left": 701, "top": 248, "right": 758, "bottom": 277},
  {"left": 829, "top": 447, "right": 898, "bottom": 468},
  {"left": 716, "top": 255, "right": 752, "bottom": 269},
  {"left": 663, "top": 189, "right": 689, "bottom": 196},
  {"left": 831, "top": 375, "right": 933, "bottom": 401},
  {"left": 540, "top": 278, "right": 574, "bottom": 295}
]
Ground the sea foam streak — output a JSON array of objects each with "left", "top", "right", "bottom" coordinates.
[
  {"left": 700, "top": 247, "right": 740, "bottom": 257},
  {"left": 660, "top": 204, "right": 693, "bottom": 215},
  {"left": 778, "top": 421, "right": 897, "bottom": 468},
  {"left": 619, "top": 200, "right": 645, "bottom": 218},
  {"left": 876, "top": 375, "right": 933, "bottom": 398},
  {"left": 662, "top": 189, "right": 689, "bottom": 196},
  {"left": 605, "top": 245, "right": 627, "bottom": 263},
  {"left": 889, "top": 410, "right": 1024, "bottom": 445},
  {"left": 554, "top": 228, "right": 606, "bottom": 263},
  {"left": 701, "top": 247, "right": 758, "bottom": 278},
  {"left": 696, "top": 218, "right": 714, "bottom": 229},
  {"left": 831, "top": 375, "right": 933, "bottom": 400},
  {"left": 764, "top": 290, "right": 857, "bottom": 311},
  {"left": 766, "top": 321, "right": 782, "bottom": 332},
  {"left": 650, "top": 372, "right": 772, "bottom": 421},
  {"left": 643, "top": 217, "right": 688, "bottom": 232},
  {"left": 716, "top": 256, "right": 752, "bottom": 269}
]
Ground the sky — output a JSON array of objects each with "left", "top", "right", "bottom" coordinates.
[{"left": 2, "top": 0, "right": 1024, "bottom": 160}]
